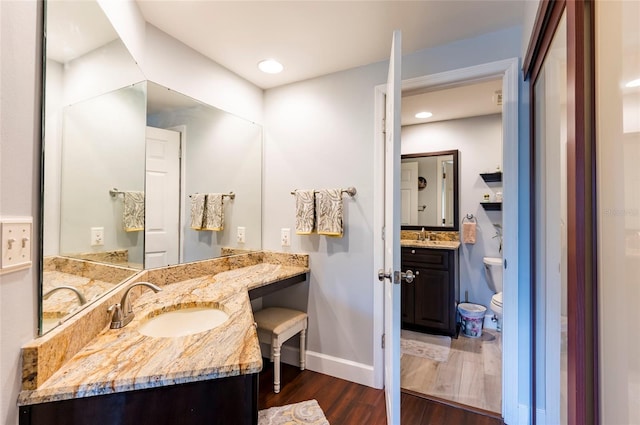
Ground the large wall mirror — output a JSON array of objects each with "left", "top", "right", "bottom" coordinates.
[
  {"left": 400, "top": 150, "right": 459, "bottom": 231},
  {"left": 40, "top": 1, "right": 262, "bottom": 334}
]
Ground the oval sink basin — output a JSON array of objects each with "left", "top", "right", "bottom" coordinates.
[{"left": 138, "top": 307, "right": 229, "bottom": 338}]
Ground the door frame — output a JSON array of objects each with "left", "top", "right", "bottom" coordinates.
[
  {"left": 373, "top": 57, "right": 521, "bottom": 423},
  {"left": 168, "top": 125, "right": 187, "bottom": 264}
]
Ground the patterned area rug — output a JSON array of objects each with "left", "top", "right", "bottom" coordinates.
[
  {"left": 401, "top": 329, "right": 451, "bottom": 362},
  {"left": 258, "top": 399, "right": 330, "bottom": 425}
]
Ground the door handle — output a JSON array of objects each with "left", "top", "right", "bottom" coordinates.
[
  {"left": 378, "top": 269, "right": 415, "bottom": 284},
  {"left": 402, "top": 270, "right": 415, "bottom": 284},
  {"left": 378, "top": 269, "right": 392, "bottom": 282}
]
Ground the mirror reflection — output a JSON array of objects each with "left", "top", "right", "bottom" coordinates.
[
  {"left": 400, "top": 150, "right": 459, "bottom": 230},
  {"left": 41, "top": 1, "right": 263, "bottom": 335}
]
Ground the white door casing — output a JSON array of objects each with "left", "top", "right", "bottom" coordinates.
[
  {"left": 383, "top": 29, "right": 402, "bottom": 425},
  {"left": 400, "top": 161, "right": 419, "bottom": 225},
  {"left": 145, "top": 126, "right": 181, "bottom": 268}
]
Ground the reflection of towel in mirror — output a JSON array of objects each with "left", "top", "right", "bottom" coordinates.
[
  {"left": 316, "top": 189, "right": 343, "bottom": 237},
  {"left": 123, "top": 191, "right": 145, "bottom": 232},
  {"left": 190, "top": 193, "right": 206, "bottom": 229},
  {"left": 295, "top": 190, "right": 316, "bottom": 234},
  {"left": 462, "top": 222, "right": 476, "bottom": 244},
  {"left": 203, "top": 193, "right": 224, "bottom": 231}
]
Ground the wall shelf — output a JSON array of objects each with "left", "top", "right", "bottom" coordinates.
[
  {"left": 480, "top": 171, "right": 502, "bottom": 183},
  {"left": 481, "top": 202, "right": 502, "bottom": 211}
]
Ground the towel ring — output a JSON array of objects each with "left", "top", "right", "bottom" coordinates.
[{"left": 462, "top": 214, "right": 477, "bottom": 224}]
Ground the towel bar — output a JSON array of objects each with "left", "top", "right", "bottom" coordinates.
[
  {"left": 189, "top": 192, "right": 235, "bottom": 200},
  {"left": 290, "top": 187, "right": 357, "bottom": 197}
]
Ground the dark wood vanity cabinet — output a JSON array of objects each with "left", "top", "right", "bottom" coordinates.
[
  {"left": 401, "top": 247, "right": 459, "bottom": 336},
  {"left": 19, "top": 373, "right": 258, "bottom": 425}
]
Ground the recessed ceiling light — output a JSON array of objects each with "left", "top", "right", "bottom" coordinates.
[
  {"left": 415, "top": 111, "right": 433, "bottom": 119},
  {"left": 625, "top": 78, "right": 640, "bottom": 88},
  {"left": 258, "top": 59, "right": 283, "bottom": 74}
]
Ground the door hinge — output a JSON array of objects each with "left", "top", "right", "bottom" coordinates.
[
  {"left": 381, "top": 226, "right": 385, "bottom": 241},
  {"left": 381, "top": 333, "right": 385, "bottom": 349}
]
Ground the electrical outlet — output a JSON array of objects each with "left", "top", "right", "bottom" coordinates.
[
  {"left": 237, "top": 226, "right": 246, "bottom": 244},
  {"left": 1, "top": 217, "right": 32, "bottom": 274},
  {"left": 281, "top": 228, "right": 291, "bottom": 247},
  {"left": 91, "top": 227, "right": 104, "bottom": 246}
]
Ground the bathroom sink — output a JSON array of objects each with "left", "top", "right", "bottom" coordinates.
[{"left": 138, "top": 307, "right": 229, "bottom": 338}]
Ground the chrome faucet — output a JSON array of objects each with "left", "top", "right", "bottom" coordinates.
[
  {"left": 43, "top": 285, "right": 87, "bottom": 305},
  {"left": 108, "top": 282, "right": 162, "bottom": 329}
]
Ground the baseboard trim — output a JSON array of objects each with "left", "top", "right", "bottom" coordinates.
[{"left": 259, "top": 343, "right": 376, "bottom": 388}]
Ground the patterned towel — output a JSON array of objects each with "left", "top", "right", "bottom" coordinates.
[
  {"left": 123, "top": 191, "right": 144, "bottom": 232},
  {"left": 203, "top": 193, "right": 224, "bottom": 231},
  {"left": 190, "top": 193, "right": 206, "bottom": 230},
  {"left": 295, "top": 189, "right": 316, "bottom": 234},
  {"left": 315, "top": 189, "right": 343, "bottom": 237}
]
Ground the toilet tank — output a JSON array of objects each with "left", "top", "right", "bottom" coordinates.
[{"left": 483, "top": 257, "right": 503, "bottom": 293}]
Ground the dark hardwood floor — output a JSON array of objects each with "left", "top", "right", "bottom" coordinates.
[{"left": 258, "top": 359, "right": 504, "bottom": 425}]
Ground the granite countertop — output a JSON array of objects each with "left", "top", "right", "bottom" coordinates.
[
  {"left": 401, "top": 239, "right": 460, "bottom": 250},
  {"left": 18, "top": 263, "right": 308, "bottom": 406}
]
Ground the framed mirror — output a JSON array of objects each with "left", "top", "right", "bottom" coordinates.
[
  {"left": 40, "top": 1, "right": 262, "bottom": 334},
  {"left": 400, "top": 149, "right": 459, "bottom": 231}
]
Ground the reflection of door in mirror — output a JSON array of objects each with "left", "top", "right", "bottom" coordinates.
[
  {"left": 400, "top": 162, "right": 418, "bottom": 224},
  {"left": 145, "top": 127, "right": 181, "bottom": 268}
]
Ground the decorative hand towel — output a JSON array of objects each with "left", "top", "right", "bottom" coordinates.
[
  {"left": 462, "top": 222, "right": 477, "bottom": 244},
  {"left": 123, "top": 191, "right": 144, "bottom": 232},
  {"left": 203, "top": 193, "right": 224, "bottom": 231},
  {"left": 295, "top": 189, "right": 316, "bottom": 234},
  {"left": 316, "top": 188, "right": 343, "bottom": 237},
  {"left": 190, "top": 193, "right": 206, "bottom": 230}
]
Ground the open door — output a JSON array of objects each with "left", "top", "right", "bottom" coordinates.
[{"left": 379, "top": 29, "right": 402, "bottom": 425}]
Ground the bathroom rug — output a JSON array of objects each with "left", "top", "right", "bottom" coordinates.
[
  {"left": 400, "top": 329, "right": 451, "bottom": 362},
  {"left": 258, "top": 399, "right": 329, "bottom": 425}
]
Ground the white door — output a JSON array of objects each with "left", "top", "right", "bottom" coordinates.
[
  {"left": 145, "top": 126, "right": 181, "bottom": 268},
  {"left": 400, "top": 161, "right": 418, "bottom": 225},
  {"left": 382, "top": 29, "right": 402, "bottom": 425}
]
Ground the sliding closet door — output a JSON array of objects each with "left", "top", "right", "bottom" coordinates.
[
  {"left": 595, "top": 2, "right": 640, "bottom": 424},
  {"left": 525, "top": 1, "right": 597, "bottom": 424},
  {"left": 532, "top": 11, "right": 568, "bottom": 424}
]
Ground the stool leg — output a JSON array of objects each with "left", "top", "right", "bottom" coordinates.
[
  {"left": 273, "top": 337, "right": 281, "bottom": 393},
  {"left": 300, "top": 328, "right": 306, "bottom": 371}
]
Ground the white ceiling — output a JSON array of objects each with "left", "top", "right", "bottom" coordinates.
[
  {"left": 47, "top": 1, "right": 523, "bottom": 123},
  {"left": 135, "top": 0, "right": 526, "bottom": 90}
]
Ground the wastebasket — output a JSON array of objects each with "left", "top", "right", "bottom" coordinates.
[{"left": 458, "top": 303, "right": 487, "bottom": 338}]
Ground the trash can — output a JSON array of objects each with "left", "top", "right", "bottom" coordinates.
[{"left": 458, "top": 303, "right": 487, "bottom": 338}]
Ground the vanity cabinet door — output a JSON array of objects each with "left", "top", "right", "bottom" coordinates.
[{"left": 401, "top": 247, "right": 458, "bottom": 336}]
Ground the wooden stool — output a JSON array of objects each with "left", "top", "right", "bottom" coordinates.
[{"left": 253, "top": 307, "right": 308, "bottom": 393}]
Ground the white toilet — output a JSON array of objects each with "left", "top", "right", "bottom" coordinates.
[{"left": 483, "top": 257, "right": 503, "bottom": 330}]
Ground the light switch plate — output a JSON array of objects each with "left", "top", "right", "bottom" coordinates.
[{"left": 1, "top": 217, "right": 33, "bottom": 274}]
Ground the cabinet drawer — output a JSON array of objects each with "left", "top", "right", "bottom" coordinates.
[{"left": 401, "top": 247, "right": 449, "bottom": 270}]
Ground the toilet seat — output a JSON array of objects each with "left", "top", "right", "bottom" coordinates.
[{"left": 490, "top": 292, "right": 503, "bottom": 315}]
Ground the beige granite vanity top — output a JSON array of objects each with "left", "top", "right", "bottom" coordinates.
[
  {"left": 401, "top": 239, "right": 460, "bottom": 250},
  {"left": 18, "top": 262, "right": 308, "bottom": 406}
]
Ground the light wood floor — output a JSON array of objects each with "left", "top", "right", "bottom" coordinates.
[{"left": 401, "top": 329, "right": 502, "bottom": 414}]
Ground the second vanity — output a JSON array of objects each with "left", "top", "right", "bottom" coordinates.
[
  {"left": 18, "top": 252, "right": 309, "bottom": 425},
  {"left": 400, "top": 239, "right": 460, "bottom": 337}
]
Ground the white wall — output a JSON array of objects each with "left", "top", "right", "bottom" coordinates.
[
  {"left": 0, "top": 1, "right": 41, "bottom": 423},
  {"left": 402, "top": 114, "right": 503, "bottom": 310},
  {"left": 262, "top": 27, "right": 522, "bottom": 383}
]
